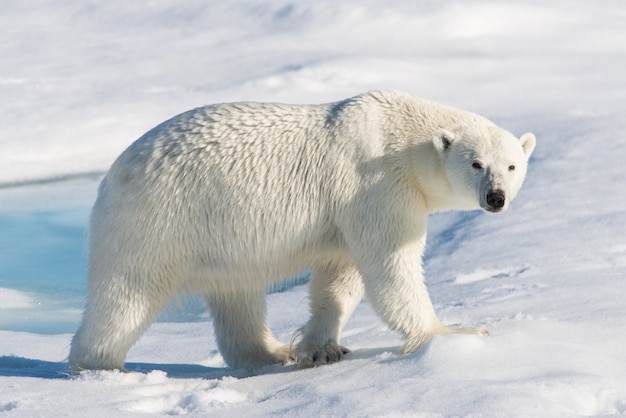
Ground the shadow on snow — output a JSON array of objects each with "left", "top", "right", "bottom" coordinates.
[
  {"left": 0, "top": 344, "right": 408, "bottom": 381},
  {"left": 0, "top": 355, "right": 251, "bottom": 380}
]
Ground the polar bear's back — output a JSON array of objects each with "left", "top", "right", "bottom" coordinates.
[{"left": 111, "top": 101, "right": 333, "bottom": 186}]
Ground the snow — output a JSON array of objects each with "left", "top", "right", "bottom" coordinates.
[
  {"left": 0, "top": 288, "right": 34, "bottom": 309},
  {"left": 1, "top": 0, "right": 626, "bottom": 416}
]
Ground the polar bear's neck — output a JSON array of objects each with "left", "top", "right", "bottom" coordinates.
[{"left": 347, "top": 91, "right": 478, "bottom": 213}]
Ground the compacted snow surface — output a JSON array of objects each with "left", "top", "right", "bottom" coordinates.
[{"left": 1, "top": 1, "right": 626, "bottom": 416}]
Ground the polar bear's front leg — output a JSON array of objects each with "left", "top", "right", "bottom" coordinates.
[
  {"left": 358, "top": 236, "right": 442, "bottom": 354},
  {"left": 296, "top": 265, "right": 364, "bottom": 367},
  {"left": 356, "top": 236, "right": 488, "bottom": 354},
  {"left": 341, "top": 185, "right": 489, "bottom": 356}
]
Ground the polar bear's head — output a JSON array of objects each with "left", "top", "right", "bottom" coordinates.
[{"left": 433, "top": 125, "right": 536, "bottom": 213}]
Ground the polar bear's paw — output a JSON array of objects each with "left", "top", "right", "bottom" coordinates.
[
  {"left": 295, "top": 343, "right": 350, "bottom": 368},
  {"left": 271, "top": 343, "right": 297, "bottom": 366},
  {"left": 465, "top": 327, "right": 490, "bottom": 336},
  {"left": 444, "top": 325, "right": 490, "bottom": 336}
]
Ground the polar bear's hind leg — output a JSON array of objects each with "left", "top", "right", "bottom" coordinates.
[
  {"left": 295, "top": 265, "right": 364, "bottom": 367},
  {"left": 204, "top": 287, "right": 294, "bottom": 369}
]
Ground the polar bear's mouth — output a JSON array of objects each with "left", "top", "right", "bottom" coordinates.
[{"left": 483, "top": 190, "right": 506, "bottom": 213}]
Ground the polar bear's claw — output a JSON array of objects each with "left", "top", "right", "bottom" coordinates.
[{"left": 296, "top": 343, "right": 350, "bottom": 368}]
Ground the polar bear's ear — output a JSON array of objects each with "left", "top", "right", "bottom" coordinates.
[
  {"left": 433, "top": 129, "right": 455, "bottom": 153},
  {"left": 519, "top": 132, "right": 536, "bottom": 158}
]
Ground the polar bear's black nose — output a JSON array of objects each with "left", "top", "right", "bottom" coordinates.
[{"left": 487, "top": 190, "right": 505, "bottom": 211}]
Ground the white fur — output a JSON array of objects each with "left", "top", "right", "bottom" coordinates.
[{"left": 69, "top": 91, "right": 535, "bottom": 370}]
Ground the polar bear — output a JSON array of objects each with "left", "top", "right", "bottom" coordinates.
[{"left": 69, "top": 91, "right": 535, "bottom": 370}]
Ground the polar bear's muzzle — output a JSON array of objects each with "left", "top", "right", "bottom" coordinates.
[{"left": 484, "top": 189, "right": 506, "bottom": 212}]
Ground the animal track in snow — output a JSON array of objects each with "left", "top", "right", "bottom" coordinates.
[{"left": 123, "top": 385, "right": 246, "bottom": 415}]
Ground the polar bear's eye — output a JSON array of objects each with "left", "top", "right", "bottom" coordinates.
[
  {"left": 472, "top": 162, "right": 482, "bottom": 169},
  {"left": 508, "top": 165, "right": 516, "bottom": 171}
]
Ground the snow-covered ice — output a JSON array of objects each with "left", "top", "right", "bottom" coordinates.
[{"left": 1, "top": 1, "right": 626, "bottom": 416}]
